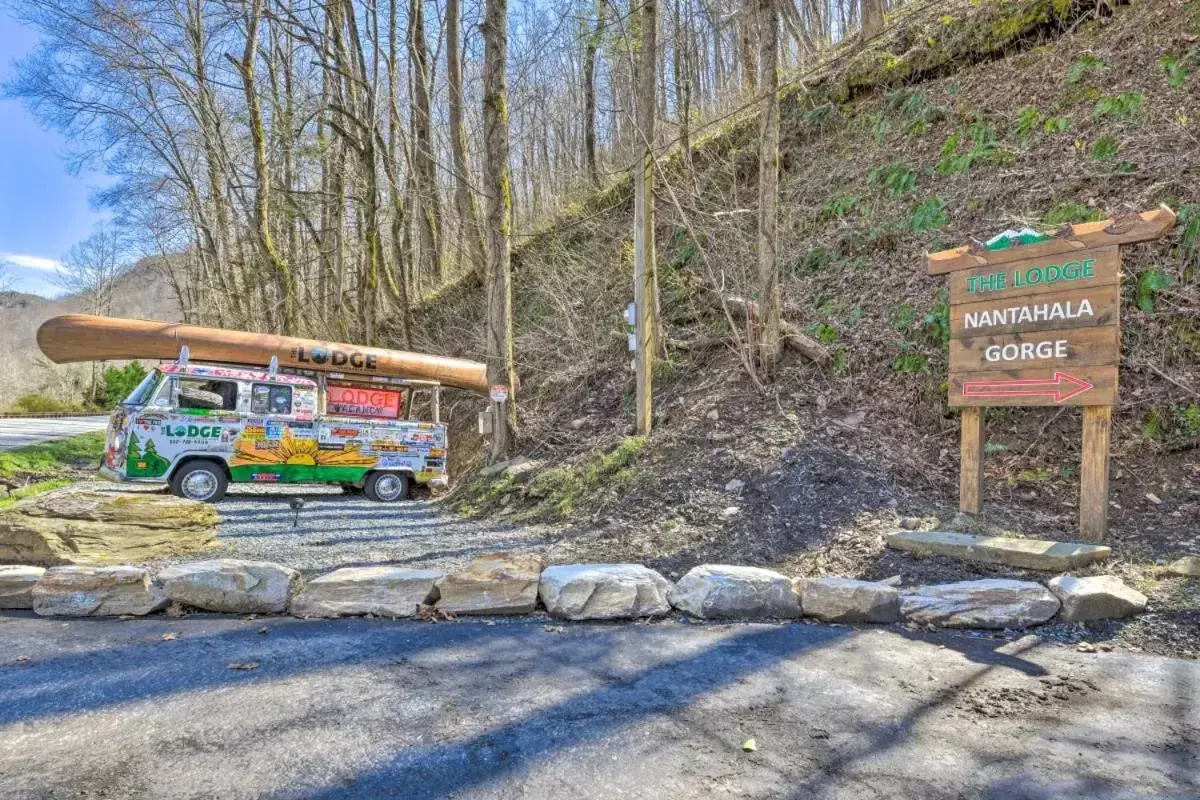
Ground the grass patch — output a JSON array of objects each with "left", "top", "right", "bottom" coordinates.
[
  {"left": 522, "top": 437, "right": 647, "bottom": 519},
  {"left": 0, "top": 478, "right": 73, "bottom": 510},
  {"left": 0, "top": 432, "right": 105, "bottom": 481}
]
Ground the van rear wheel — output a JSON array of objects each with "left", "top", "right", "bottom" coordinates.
[
  {"left": 364, "top": 472, "right": 410, "bottom": 502},
  {"left": 170, "top": 460, "right": 228, "bottom": 503}
]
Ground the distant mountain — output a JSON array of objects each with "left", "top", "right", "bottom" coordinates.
[{"left": 0, "top": 258, "right": 181, "bottom": 407}]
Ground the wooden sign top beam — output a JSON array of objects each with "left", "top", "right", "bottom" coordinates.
[{"left": 925, "top": 205, "right": 1177, "bottom": 275}]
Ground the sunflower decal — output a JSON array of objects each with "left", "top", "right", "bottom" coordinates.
[{"left": 231, "top": 430, "right": 376, "bottom": 468}]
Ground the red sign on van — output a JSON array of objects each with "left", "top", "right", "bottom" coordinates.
[{"left": 327, "top": 385, "right": 403, "bottom": 419}]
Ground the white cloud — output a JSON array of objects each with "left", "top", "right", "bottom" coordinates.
[{"left": 0, "top": 253, "right": 64, "bottom": 272}]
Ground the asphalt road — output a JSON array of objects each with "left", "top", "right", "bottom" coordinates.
[
  {"left": 0, "top": 416, "right": 108, "bottom": 450},
  {"left": 0, "top": 614, "right": 1195, "bottom": 799}
]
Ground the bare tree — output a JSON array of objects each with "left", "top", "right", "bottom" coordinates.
[
  {"left": 57, "top": 225, "right": 128, "bottom": 317},
  {"left": 633, "top": 0, "right": 659, "bottom": 436},
  {"left": 447, "top": 0, "right": 486, "bottom": 275},
  {"left": 482, "top": 0, "right": 517, "bottom": 462},
  {"left": 755, "top": 0, "right": 781, "bottom": 375}
]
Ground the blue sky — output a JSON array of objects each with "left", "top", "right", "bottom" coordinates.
[{"left": 0, "top": 13, "right": 108, "bottom": 297}]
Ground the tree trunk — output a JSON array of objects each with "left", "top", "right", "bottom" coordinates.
[
  {"left": 482, "top": 0, "right": 517, "bottom": 463},
  {"left": 739, "top": 0, "right": 757, "bottom": 93},
  {"left": 446, "top": 0, "right": 486, "bottom": 276},
  {"left": 861, "top": 0, "right": 884, "bottom": 39},
  {"left": 583, "top": 0, "right": 605, "bottom": 188},
  {"left": 235, "top": 0, "right": 298, "bottom": 334},
  {"left": 409, "top": 0, "right": 443, "bottom": 285},
  {"left": 755, "top": 0, "right": 780, "bottom": 375},
  {"left": 633, "top": 0, "right": 659, "bottom": 436}
]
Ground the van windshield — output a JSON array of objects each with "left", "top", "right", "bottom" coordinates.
[{"left": 123, "top": 370, "right": 160, "bottom": 407}]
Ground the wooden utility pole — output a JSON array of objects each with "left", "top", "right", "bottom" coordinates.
[
  {"left": 482, "top": 0, "right": 517, "bottom": 463},
  {"left": 633, "top": 0, "right": 659, "bottom": 436},
  {"left": 755, "top": 0, "right": 781, "bottom": 376}
]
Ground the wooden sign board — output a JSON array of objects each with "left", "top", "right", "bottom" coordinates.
[{"left": 925, "top": 206, "right": 1176, "bottom": 541}]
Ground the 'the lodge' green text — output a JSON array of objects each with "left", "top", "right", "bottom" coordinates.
[{"left": 966, "top": 258, "right": 1096, "bottom": 295}]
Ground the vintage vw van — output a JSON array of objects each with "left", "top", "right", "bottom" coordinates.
[{"left": 102, "top": 361, "right": 448, "bottom": 502}]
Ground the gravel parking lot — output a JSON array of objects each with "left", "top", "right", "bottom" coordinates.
[{"left": 86, "top": 482, "right": 558, "bottom": 576}]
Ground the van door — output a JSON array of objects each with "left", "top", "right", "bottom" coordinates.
[{"left": 246, "top": 382, "right": 315, "bottom": 484}]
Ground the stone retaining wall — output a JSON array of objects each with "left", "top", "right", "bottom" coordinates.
[{"left": 1, "top": 554, "right": 1151, "bottom": 630}]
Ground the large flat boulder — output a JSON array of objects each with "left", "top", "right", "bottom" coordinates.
[
  {"left": 434, "top": 552, "right": 544, "bottom": 615},
  {"left": 0, "top": 565, "right": 45, "bottom": 609},
  {"left": 0, "top": 487, "right": 218, "bottom": 566},
  {"left": 886, "top": 530, "right": 1110, "bottom": 572},
  {"left": 1164, "top": 556, "right": 1200, "bottom": 577},
  {"left": 32, "top": 565, "right": 167, "bottom": 617},
  {"left": 900, "top": 579, "right": 1060, "bottom": 629},
  {"left": 668, "top": 565, "right": 800, "bottom": 619},
  {"left": 291, "top": 567, "right": 445, "bottom": 618},
  {"left": 1048, "top": 575, "right": 1147, "bottom": 622},
  {"left": 801, "top": 578, "right": 899, "bottom": 623},
  {"left": 539, "top": 564, "right": 671, "bottom": 620},
  {"left": 157, "top": 559, "right": 299, "bottom": 614}
]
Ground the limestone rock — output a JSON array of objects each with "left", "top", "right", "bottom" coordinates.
[
  {"left": 435, "top": 552, "right": 544, "bottom": 615},
  {"left": 900, "top": 579, "right": 1060, "bottom": 629},
  {"left": 158, "top": 559, "right": 299, "bottom": 614},
  {"left": 291, "top": 566, "right": 445, "bottom": 618},
  {"left": 32, "top": 565, "right": 167, "bottom": 617},
  {"left": 1165, "top": 556, "right": 1200, "bottom": 577},
  {"left": 0, "top": 565, "right": 45, "bottom": 609},
  {"left": 802, "top": 578, "right": 899, "bottom": 623},
  {"left": 539, "top": 564, "right": 671, "bottom": 620},
  {"left": 886, "top": 530, "right": 1109, "bottom": 572},
  {"left": 1048, "top": 575, "right": 1147, "bottom": 622},
  {"left": 668, "top": 565, "right": 800, "bottom": 619},
  {"left": 0, "top": 488, "right": 218, "bottom": 566}
]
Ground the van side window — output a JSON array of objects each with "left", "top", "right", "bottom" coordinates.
[
  {"left": 177, "top": 378, "right": 238, "bottom": 411},
  {"left": 252, "top": 383, "right": 292, "bottom": 415}
]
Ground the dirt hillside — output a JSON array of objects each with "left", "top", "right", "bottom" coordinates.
[{"left": 411, "top": 0, "right": 1198, "bottom": 654}]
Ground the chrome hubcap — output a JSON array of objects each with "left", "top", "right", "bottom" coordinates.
[
  {"left": 182, "top": 470, "right": 218, "bottom": 500},
  {"left": 374, "top": 474, "right": 405, "bottom": 501}
]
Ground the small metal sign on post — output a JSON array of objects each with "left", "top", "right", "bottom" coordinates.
[{"left": 925, "top": 206, "right": 1176, "bottom": 542}]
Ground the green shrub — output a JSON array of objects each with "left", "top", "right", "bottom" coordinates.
[
  {"left": 11, "top": 394, "right": 70, "bottom": 414},
  {"left": 1136, "top": 268, "right": 1173, "bottom": 312},
  {"left": 1013, "top": 106, "right": 1040, "bottom": 143},
  {"left": 1042, "top": 115, "right": 1072, "bottom": 133},
  {"left": 1158, "top": 54, "right": 1191, "bottom": 88},
  {"left": 869, "top": 162, "right": 918, "bottom": 198},
  {"left": 1066, "top": 54, "right": 1108, "bottom": 84},
  {"left": 908, "top": 197, "right": 948, "bottom": 232},
  {"left": 1044, "top": 203, "right": 1102, "bottom": 226},
  {"left": 1093, "top": 92, "right": 1144, "bottom": 121},
  {"left": 101, "top": 362, "right": 148, "bottom": 407},
  {"left": 1089, "top": 136, "right": 1118, "bottom": 161}
]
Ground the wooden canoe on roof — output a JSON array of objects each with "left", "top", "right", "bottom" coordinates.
[{"left": 36, "top": 314, "right": 495, "bottom": 396}]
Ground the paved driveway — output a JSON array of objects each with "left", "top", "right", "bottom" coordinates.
[
  {"left": 0, "top": 614, "right": 1195, "bottom": 799},
  {"left": 0, "top": 416, "right": 108, "bottom": 450}
]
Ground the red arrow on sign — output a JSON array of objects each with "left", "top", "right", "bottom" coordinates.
[{"left": 961, "top": 371, "right": 1094, "bottom": 403}]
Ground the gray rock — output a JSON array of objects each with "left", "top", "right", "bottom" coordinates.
[
  {"left": 158, "top": 559, "right": 299, "bottom": 614},
  {"left": 1048, "top": 575, "right": 1147, "bottom": 622},
  {"left": 291, "top": 566, "right": 445, "bottom": 618},
  {"left": 435, "top": 552, "right": 544, "bottom": 615},
  {"left": 32, "top": 565, "right": 167, "bottom": 617},
  {"left": 539, "top": 564, "right": 671, "bottom": 620},
  {"left": 900, "top": 579, "right": 1060, "bottom": 629},
  {"left": 802, "top": 578, "right": 899, "bottom": 623},
  {"left": 1165, "top": 556, "right": 1200, "bottom": 577},
  {"left": 668, "top": 565, "right": 800, "bottom": 619},
  {"left": 706, "top": 408, "right": 720, "bottom": 421},
  {"left": 724, "top": 479, "right": 745, "bottom": 493},
  {"left": 886, "top": 530, "right": 1110, "bottom": 571},
  {"left": 0, "top": 565, "right": 45, "bottom": 609}
]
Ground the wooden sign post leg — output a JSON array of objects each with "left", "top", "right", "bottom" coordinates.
[
  {"left": 960, "top": 407, "right": 985, "bottom": 514},
  {"left": 1080, "top": 405, "right": 1112, "bottom": 542}
]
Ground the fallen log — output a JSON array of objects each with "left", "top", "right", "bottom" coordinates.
[{"left": 715, "top": 296, "right": 832, "bottom": 365}]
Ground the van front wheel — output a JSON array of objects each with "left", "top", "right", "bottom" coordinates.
[
  {"left": 364, "top": 472, "right": 410, "bottom": 502},
  {"left": 170, "top": 460, "right": 229, "bottom": 503}
]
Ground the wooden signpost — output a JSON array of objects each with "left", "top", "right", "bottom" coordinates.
[{"left": 925, "top": 206, "right": 1176, "bottom": 541}]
